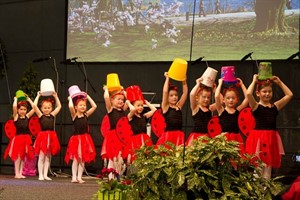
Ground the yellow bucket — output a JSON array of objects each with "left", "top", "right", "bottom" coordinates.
[
  {"left": 106, "top": 73, "right": 122, "bottom": 92},
  {"left": 168, "top": 58, "right": 188, "bottom": 81},
  {"left": 16, "top": 90, "right": 26, "bottom": 102}
]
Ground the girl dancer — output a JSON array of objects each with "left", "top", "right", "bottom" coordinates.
[
  {"left": 4, "top": 95, "right": 35, "bottom": 178},
  {"left": 215, "top": 78, "right": 248, "bottom": 153},
  {"left": 186, "top": 77, "right": 215, "bottom": 146},
  {"left": 156, "top": 72, "right": 188, "bottom": 147},
  {"left": 33, "top": 91, "right": 61, "bottom": 180},
  {"left": 65, "top": 93, "right": 97, "bottom": 183},
  {"left": 101, "top": 86, "right": 134, "bottom": 176},
  {"left": 127, "top": 85, "right": 157, "bottom": 159},
  {"left": 246, "top": 74, "right": 293, "bottom": 179}
]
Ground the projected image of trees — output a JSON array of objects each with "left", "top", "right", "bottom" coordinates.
[{"left": 67, "top": 0, "right": 299, "bottom": 61}]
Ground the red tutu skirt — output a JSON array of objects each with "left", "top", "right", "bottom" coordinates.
[
  {"left": 34, "top": 130, "right": 60, "bottom": 156},
  {"left": 129, "top": 133, "right": 153, "bottom": 160},
  {"left": 282, "top": 176, "right": 300, "bottom": 200},
  {"left": 225, "top": 132, "right": 245, "bottom": 154},
  {"left": 64, "top": 133, "right": 96, "bottom": 164},
  {"left": 245, "top": 130, "right": 284, "bottom": 168},
  {"left": 156, "top": 130, "right": 184, "bottom": 148},
  {"left": 101, "top": 129, "right": 130, "bottom": 160},
  {"left": 4, "top": 134, "right": 34, "bottom": 161},
  {"left": 185, "top": 132, "right": 209, "bottom": 146}
]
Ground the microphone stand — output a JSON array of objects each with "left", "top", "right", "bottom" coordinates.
[
  {"left": 74, "top": 59, "right": 96, "bottom": 93},
  {"left": 0, "top": 43, "right": 11, "bottom": 104}
]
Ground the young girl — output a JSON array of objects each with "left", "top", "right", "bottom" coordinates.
[
  {"left": 156, "top": 72, "right": 188, "bottom": 147},
  {"left": 186, "top": 77, "right": 215, "bottom": 146},
  {"left": 65, "top": 94, "right": 97, "bottom": 183},
  {"left": 215, "top": 78, "right": 248, "bottom": 153},
  {"left": 33, "top": 91, "right": 61, "bottom": 180},
  {"left": 127, "top": 91, "right": 156, "bottom": 159},
  {"left": 4, "top": 95, "right": 35, "bottom": 178},
  {"left": 246, "top": 74, "right": 293, "bottom": 179},
  {"left": 101, "top": 86, "right": 134, "bottom": 175}
]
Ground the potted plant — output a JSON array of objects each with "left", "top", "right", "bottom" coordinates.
[{"left": 127, "top": 134, "right": 285, "bottom": 200}]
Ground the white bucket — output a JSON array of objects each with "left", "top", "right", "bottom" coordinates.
[
  {"left": 201, "top": 67, "right": 218, "bottom": 87},
  {"left": 40, "top": 79, "right": 55, "bottom": 96}
]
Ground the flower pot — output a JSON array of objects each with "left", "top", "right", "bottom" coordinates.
[{"left": 97, "top": 191, "right": 126, "bottom": 200}]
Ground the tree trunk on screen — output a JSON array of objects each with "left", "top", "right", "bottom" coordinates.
[{"left": 253, "top": 0, "right": 287, "bottom": 32}]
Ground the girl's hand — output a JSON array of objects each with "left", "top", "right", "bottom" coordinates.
[
  {"left": 196, "top": 77, "right": 203, "bottom": 84},
  {"left": 253, "top": 74, "right": 258, "bottom": 82},
  {"left": 103, "top": 85, "right": 107, "bottom": 91},
  {"left": 272, "top": 76, "right": 281, "bottom": 84},
  {"left": 218, "top": 78, "right": 223, "bottom": 84},
  {"left": 164, "top": 72, "right": 169, "bottom": 78},
  {"left": 236, "top": 78, "right": 243, "bottom": 85}
]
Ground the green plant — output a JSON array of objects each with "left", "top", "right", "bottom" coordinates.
[
  {"left": 19, "top": 62, "right": 39, "bottom": 99},
  {"left": 127, "top": 134, "right": 285, "bottom": 200}
]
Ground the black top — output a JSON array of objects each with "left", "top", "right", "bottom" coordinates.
[
  {"left": 40, "top": 115, "right": 54, "bottom": 131},
  {"left": 73, "top": 115, "right": 89, "bottom": 134},
  {"left": 192, "top": 108, "right": 212, "bottom": 133},
  {"left": 163, "top": 107, "right": 182, "bottom": 131},
  {"left": 15, "top": 117, "right": 30, "bottom": 135},
  {"left": 219, "top": 109, "right": 239, "bottom": 133},
  {"left": 108, "top": 108, "right": 126, "bottom": 130},
  {"left": 254, "top": 104, "right": 278, "bottom": 130},
  {"left": 130, "top": 115, "right": 147, "bottom": 135}
]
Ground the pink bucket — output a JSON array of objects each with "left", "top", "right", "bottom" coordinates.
[
  {"left": 221, "top": 66, "right": 237, "bottom": 84},
  {"left": 68, "top": 85, "right": 87, "bottom": 99}
]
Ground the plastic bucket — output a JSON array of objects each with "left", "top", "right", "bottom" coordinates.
[
  {"left": 221, "top": 66, "right": 237, "bottom": 83},
  {"left": 201, "top": 67, "right": 218, "bottom": 87},
  {"left": 68, "top": 85, "right": 87, "bottom": 99},
  {"left": 106, "top": 73, "right": 122, "bottom": 92},
  {"left": 168, "top": 58, "right": 188, "bottom": 81},
  {"left": 126, "top": 85, "right": 144, "bottom": 103},
  {"left": 258, "top": 62, "right": 272, "bottom": 80},
  {"left": 40, "top": 78, "right": 55, "bottom": 96},
  {"left": 16, "top": 90, "right": 27, "bottom": 102}
]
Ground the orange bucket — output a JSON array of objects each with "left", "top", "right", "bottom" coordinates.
[
  {"left": 106, "top": 73, "right": 122, "bottom": 92},
  {"left": 168, "top": 58, "right": 188, "bottom": 81}
]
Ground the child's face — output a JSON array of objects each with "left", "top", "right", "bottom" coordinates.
[
  {"left": 256, "top": 85, "right": 273, "bottom": 102},
  {"left": 223, "top": 90, "right": 238, "bottom": 108},
  {"left": 133, "top": 100, "right": 144, "bottom": 114},
  {"left": 112, "top": 94, "right": 125, "bottom": 108},
  {"left": 41, "top": 102, "right": 52, "bottom": 115},
  {"left": 75, "top": 99, "right": 87, "bottom": 113},
  {"left": 198, "top": 90, "right": 211, "bottom": 107},
  {"left": 18, "top": 106, "right": 27, "bottom": 117},
  {"left": 168, "top": 90, "right": 178, "bottom": 105}
]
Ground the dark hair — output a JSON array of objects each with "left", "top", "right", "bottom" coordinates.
[
  {"left": 256, "top": 79, "right": 273, "bottom": 92},
  {"left": 168, "top": 83, "right": 178, "bottom": 92},
  {"left": 222, "top": 87, "right": 239, "bottom": 101},
  {"left": 17, "top": 101, "right": 28, "bottom": 109},
  {"left": 197, "top": 84, "right": 212, "bottom": 95},
  {"left": 41, "top": 98, "right": 54, "bottom": 107}
]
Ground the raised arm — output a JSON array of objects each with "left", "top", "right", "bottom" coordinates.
[
  {"left": 103, "top": 86, "right": 112, "bottom": 113},
  {"left": 246, "top": 74, "right": 259, "bottom": 111},
  {"left": 273, "top": 76, "right": 293, "bottom": 111},
  {"left": 143, "top": 100, "right": 157, "bottom": 119},
  {"left": 68, "top": 96, "right": 76, "bottom": 119},
  {"left": 51, "top": 92, "right": 62, "bottom": 117},
  {"left": 86, "top": 95, "right": 97, "bottom": 117},
  {"left": 177, "top": 80, "right": 188, "bottom": 109},
  {"left": 161, "top": 72, "right": 170, "bottom": 113},
  {"left": 126, "top": 100, "right": 136, "bottom": 121},
  {"left": 236, "top": 78, "right": 248, "bottom": 111},
  {"left": 215, "top": 78, "right": 224, "bottom": 115},
  {"left": 26, "top": 96, "right": 36, "bottom": 118},
  {"left": 33, "top": 91, "right": 43, "bottom": 117},
  {"left": 12, "top": 97, "right": 18, "bottom": 120},
  {"left": 190, "top": 78, "right": 202, "bottom": 114}
]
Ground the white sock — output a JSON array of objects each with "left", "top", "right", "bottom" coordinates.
[
  {"left": 72, "top": 159, "right": 78, "bottom": 182},
  {"left": 38, "top": 152, "right": 45, "bottom": 180},
  {"left": 77, "top": 162, "right": 85, "bottom": 182},
  {"left": 44, "top": 154, "right": 52, "bottom": 180}
]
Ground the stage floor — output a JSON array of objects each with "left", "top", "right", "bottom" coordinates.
[{"left": 0, "top": 175, "right": 100, "bottom": 200}]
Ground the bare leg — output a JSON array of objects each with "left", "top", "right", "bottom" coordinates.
[
  {"left": 14, "top": 157, "right": 21, "bottom": 179},
  {"left": 262, "top": 166, "right": 272, "bottom": 179}
]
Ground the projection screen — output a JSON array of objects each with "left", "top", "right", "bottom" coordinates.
[{"left": 66, "top": 0, "right": 299, "bottom": 62}]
